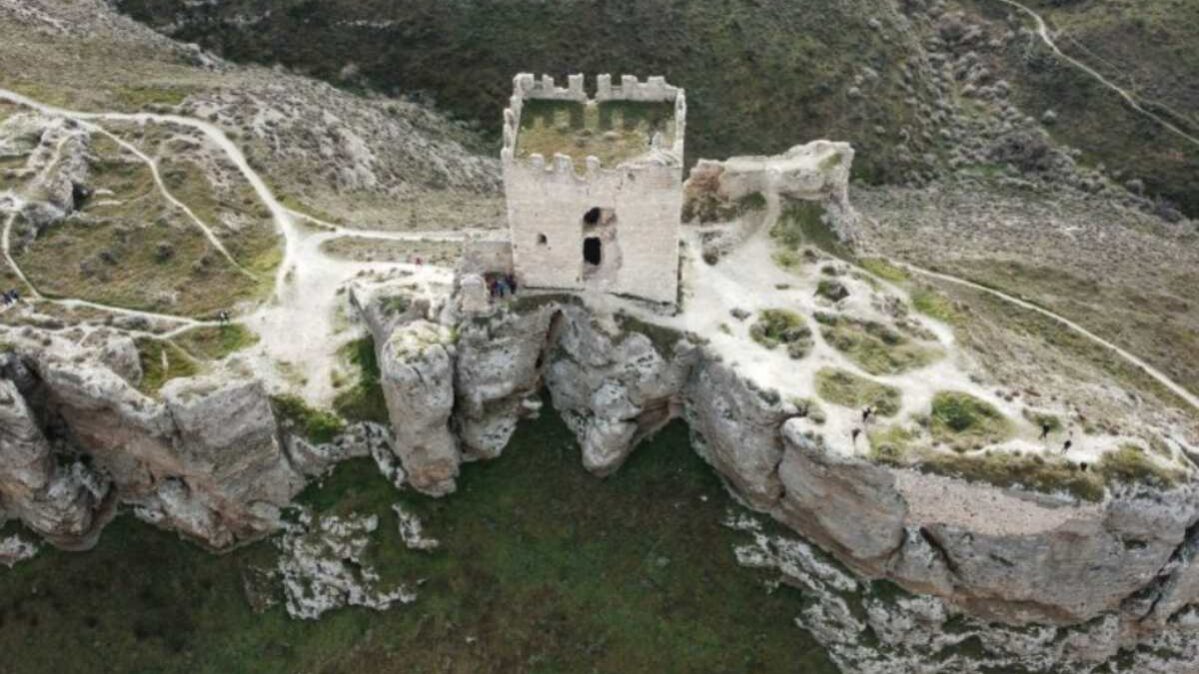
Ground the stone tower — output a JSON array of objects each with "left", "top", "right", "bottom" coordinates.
[{"left": 501, "top": 73, "right": 685, "bottom": 305}]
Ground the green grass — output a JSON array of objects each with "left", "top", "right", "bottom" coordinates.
[
  {"left": 770, "top": 200, "right": 840, "bottom": 254},
  {"left": 114, "top": 84, "right": 196, "bottom": 110},
  {"left": 1098, "top": 445, "right": 1184, "bottom": 490},
  {"left": 271, "top": 394, "right": 346, "bottom": 444},
  {"left": 929, "top": 391, "right": 1013, "bottom": 452},
  {"left": 0, "top": 409, "right": 839, "bottom": 673},
  {"left": 910, "top": 287, "right": 963, "bottom": 324},
  {"left": 858, "top": 257, "right": 909, "bottom": 283},
  {"left": 121, "top": 0, "right": 935, "bottom": 185},
  {"left": 515, "top": 98, "right": 675, "bottom": 166},
  {"left": 749, "top": 308, "right": 812, "bottom": 359},
  {"left": 174, "top": 325, "right": 259, "bottom": 361},
  {"left": 816, "top": 368, "right": 901, "bottom": 417},
  {"left": 135, "top": 338, "right": 200, "bottom": 395},
  {"left": 332, "top": 337, "right": 389, "bottom": 425},
  {"left": 15, "top": 150, "right": 271, "bottom": 315},
  {"left": 815, "top": 313, "right": 942, "bottom": 375}
]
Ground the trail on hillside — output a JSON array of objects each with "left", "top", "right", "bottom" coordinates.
[
  {"left": 997, "top": 0, "right": 1199, "bottom": 150},
  {"left": 2, "top": 84, "right": 1196, "bottom": 413},
  {"left": 904, "top": 263, "right": 1199, "bottom": 412}
]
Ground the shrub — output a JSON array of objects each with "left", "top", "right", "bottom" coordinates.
[
  {"left": 749, "top": 309, "right": 812, "bottom": 359},
  {"left": 929, "top": 391, "right": 1012, "bottom": 451}
]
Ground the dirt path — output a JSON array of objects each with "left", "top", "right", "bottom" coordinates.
[
  {"left": 905, "top": 263, "right": 1199, "bottom": 412},
  {"left": 998, "top": 0, "right": 1199, "bottom": 150}
]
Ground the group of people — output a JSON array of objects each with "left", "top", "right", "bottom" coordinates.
[
  {"left": 0, "top": 288, "right": 21, "bottom": 307},
  {"left": 489, "top": 274, "right": 518, "bottom": 300},
  {"left": 850, "top": 406, "right": 875, "bottom": 445}
]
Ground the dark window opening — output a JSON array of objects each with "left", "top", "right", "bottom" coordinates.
[
  {"left": 536, "top": 233, "right": 548, "bottom": 245},
  {"left": 583, "top": 237, "right": 602, "bottom": 266},
  {"left": 583, "top": 207, "right": 602, "bottom": 226}
]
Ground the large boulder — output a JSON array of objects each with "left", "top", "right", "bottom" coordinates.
[
  {"left": 378, "top": 320, "right": 459, "bottom": 496},
  {"left": 545, "top": 309, "right": 694, "bottom": 476},
  {"left": 454, "top": 303, "right": 558, "bottom": 460}
]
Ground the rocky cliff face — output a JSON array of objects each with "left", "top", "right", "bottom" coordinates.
[
  {"left": 357, "top": 284, "right": 1199, "bottom": 658},
  {"left": 3, "top": 285, "right": 1197, "bottom": 663},
  {"left": 0, "top": 339, "right": 305, "bottom": 551}
]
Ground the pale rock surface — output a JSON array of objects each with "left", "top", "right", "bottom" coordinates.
[
  {"left": 0, "top": 376, "right": 107, "bottom": 548},
  {"left": 275, "top": 509, "right": 416, "bottom": 620},
  {"left": 453, "top": 302, "right": 557, "bottom": 460},
  {"left": 546, "top": 309, "right": 695, "bottom": 476},
  {"left": 774, "top": 417, "right": 907, "bottom": 564},
  {"left": 683, "top": 361, "right": 793, "bottom": 509},
  {"left": 377, "top": 320, "right": 459, "bottom": 496}
]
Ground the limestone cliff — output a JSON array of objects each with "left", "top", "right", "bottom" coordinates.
[{"left": 355, "top": 284, "right": 1199, "bottom": 655}]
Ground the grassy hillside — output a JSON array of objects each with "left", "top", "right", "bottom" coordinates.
[
  {"left": 0, "top": 410, "right": 838, "bottom": 673},
  {"left": 114, "top": 0, "right": 940, "bottom": 184},
  {"left": 961, "top": 0, "right": 1199, "bottom": 216}
]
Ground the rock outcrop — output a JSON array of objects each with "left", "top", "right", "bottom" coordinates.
[
  {"left": 352, "top": 285, "right": 1199, "bottom": 655},
  {"left": 0, "top": 343, "right": 305, "bottom": 551},
  {"left": 377, "top": 320, "right": 459, "bottom": 496}
]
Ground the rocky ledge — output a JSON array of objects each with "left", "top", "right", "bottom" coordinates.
[{"left": 1, "top": 259, "right": 1197, "bottom": 666}]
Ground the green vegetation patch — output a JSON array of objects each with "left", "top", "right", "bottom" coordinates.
[
  {"left": 876, "top": 441, "right": 1107, "bottom": 503},
  {"left": 15, "top": 151, "right": 270, "bottom": 315},
  {"left": 750, "top": 309, "right": 812, "bottom": 359},
  {"left": 158, "top": 157, "right": 282, "bottom": 277},
  {"left": 815, "top": 313, "right": 942, "bottom": 375},
  {"left": 0, "top": 409, "right": 839, "bottom": 673},
  {"left": 929, "top": 391, "right": 1013, "bottom": 452},
  {"left": 858, "top": 257, "right": 909, "bottom": 283},
  {"left": 816, "top": 368, "right": 901, "bottom": 417},
  {"left": 911, "top": 287, "right": 963, "bottom": 324},
  {"left": 770, "top": 199, "right": 850, "bottom": 258},
  {"left": 1098, "top": 445, "right": 1184, "bottom": 490},
  {"left": 174, "top": 324, "right": 258, "bottom": 361},
  {"left": 516, "top": 98, "right": 675, "bottom": 166},
  {"left": 332, "top": 337, "right": 389, "bottom": 425},
  {"left": 135, "top": 338, "right": 199, "bottom": 396},
  {"left": 115, "top": 84, "right": 196, "bottom": 110},
  {"left": 271, "top": 394, "right": 346, "bottom": 444}
]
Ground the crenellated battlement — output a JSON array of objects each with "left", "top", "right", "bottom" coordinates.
[{"left": 501, "top": 72, "right": 686, "bottom": 173}]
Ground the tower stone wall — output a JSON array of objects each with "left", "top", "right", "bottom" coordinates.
[{"left": 502, "top": 73, "right": 685, "bottom": 305}]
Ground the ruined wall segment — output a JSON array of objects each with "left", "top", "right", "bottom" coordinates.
[{"left": 502, "top": 73, "right": 684, "bottom": 305}]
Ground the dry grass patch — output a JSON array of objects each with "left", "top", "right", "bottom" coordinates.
[
  {"left": 816, "top": 368, "right": 901, "bottom": 417},
  {"left": 516, "top": 99, "right": 675, "bottom": 166}
]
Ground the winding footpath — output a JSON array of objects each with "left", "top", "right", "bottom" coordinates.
[
  {"left": 998, "top": 0, "right": 1199, "bottom": 150},
  {"left": 1, "top": 84, "right": 1196, "bottom": 412}
]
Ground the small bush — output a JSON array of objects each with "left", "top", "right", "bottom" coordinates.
[
  {"left": 749, "top": 309, "right": 812, "bottom": 359},
  {"left": 929, "top": 391, "right": 1012, "bottom": 451}
]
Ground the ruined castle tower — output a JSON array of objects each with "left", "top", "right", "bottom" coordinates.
[{"left": 501, "top": 73, "right": 686, "bottom": 305}]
